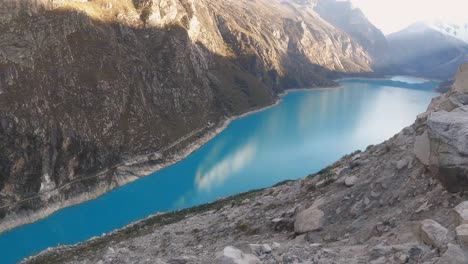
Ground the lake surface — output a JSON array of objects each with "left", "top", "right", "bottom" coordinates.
[{"left": 3, "top": 77, "right": 438, "bottom": 263}]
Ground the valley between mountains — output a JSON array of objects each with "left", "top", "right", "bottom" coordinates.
[
  {"left": 0, "top": 0, "right": 372, "bottom": 229},
  {"left": 1, "top": 0, "right": 468, "bottom": 263}
]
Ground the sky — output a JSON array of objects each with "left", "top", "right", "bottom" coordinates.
[{"left": 346, "top": 0, "right": 468, "bottom": 34}]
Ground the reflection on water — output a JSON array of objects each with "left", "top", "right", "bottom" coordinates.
[
  {"left": 391, "top": 75, "right": 430, "bottom": 84},
  {"left": 0, "top": 77, "right": 438, "bottom": 264},
  {"left": 195, "top": 141, "right": 257, "bottom": 191}
]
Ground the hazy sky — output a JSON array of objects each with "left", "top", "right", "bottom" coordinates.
[{"left": 347, "top": 0, "right": 468, "bottom": 34}]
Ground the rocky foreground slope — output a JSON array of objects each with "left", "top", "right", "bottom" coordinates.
[
  {"left": 24, "top": 66, "right": 468, "bottom": 263},
  {"left": 0, "top": 0, "right": 372, "bottom": 229}
]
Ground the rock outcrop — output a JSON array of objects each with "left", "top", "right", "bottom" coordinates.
[
  {"left": 418, "top": 219, "right": 449, "bottom": 251},
  {"left": 454, "top": 63, "right": 468, "bottom": 93},
  {"left": 0, "top": 0, "right": 373, "bottom": 228},
  {"left": 413, "top": 63, "right": 468, "bottom": 192},
  {"left": 23, "top": 63, "right": 468, "bottom": 264},
  {"left": 454, "top": 201, "right": 468, "bottom": 225},
  {"left": 215, "top": 246, "right": 261, "bottom": 264},
  {"left": 293, "top": 206, "right": 324, "bottom": 234}
]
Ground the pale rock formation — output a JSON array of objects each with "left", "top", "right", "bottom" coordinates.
[
  {"left": 454, "top": 201, "right": 468, "bottom": 225},
  {"left": 294, "top": 206, "right": 325, "bottom": 234},
  {"left": 437, "top": 244, "right": 468, "bottom": 264},
  {"left": 417, "top": 219, "right": 449, "bottom": 251},
  {"left": 215, "top": 246, "right": 262, "bottom": 264}
]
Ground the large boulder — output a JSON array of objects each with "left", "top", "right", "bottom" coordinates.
[
  {"left": 427, "top": 94, "right": 461, "bottom": 113},
  {"left": 417, "top": 219, "right": 449, "bottom": 251},
  {"left": 294, "top": 206, "right": 325, "bottom": 234},
  {"left": 414, "top": 64, "right": 468, "bottom": 193},
  {"left": 215, "top": 246, "right": 262, "bottom": 264},
  {"left": 437, "top": 244, "right": 468, "bottom": 264},
  {"left": 426, "top": 110, "right": 468, "bottom": 192},
  {"left": 414, "top": 131, "right": 431, "bottom": 166},
  {"left": 454, "top": 201, "right": 468, "bottom": 225},
  {"left": 344, "top": 175, "right": 358, "bottom": 187},
  {"left": 453, "top": 63, "right": 468, "bottom": 94},
  {"left": 455, "top": 224, "right": 468, "bottom": 246}
]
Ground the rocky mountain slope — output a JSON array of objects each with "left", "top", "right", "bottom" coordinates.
[
  {"left": 314, "top": 0, "right": 389, "bottom": 66},
  {"left": 387, "top": 22, "right": 468, "bottom": 79},
  {"left": 0, "top": 0, "right": 374, "bottom": 229},
  {"left": 24, "top": 64, "right": 468, "bottom": 264}
]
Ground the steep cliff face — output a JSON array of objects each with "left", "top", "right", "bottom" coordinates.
[
  {"left": 0, "top": 0, "right": 372, "bottom": 226},
  {"left": 314, "top": 0, "right": 389, "bottom": 66}
]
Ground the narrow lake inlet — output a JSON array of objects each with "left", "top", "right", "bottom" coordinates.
[{"left": 3, "top": 77, "right": 438, "bottom": 263}]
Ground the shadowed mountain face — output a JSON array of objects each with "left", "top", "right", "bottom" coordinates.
[
  {"left": 0, "top": 0, "right": 372, "bottom": 222},
  {"left": 387, "top": 23, "right": 468, "bottom": 79}
]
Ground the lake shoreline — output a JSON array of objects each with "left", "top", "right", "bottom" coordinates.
[
  {"left": 278, "top": 85, "right": 342, "bottom": 96},
  {"left": 0, "top": 85, "right": 336, "bottom": 235},
  {"left": 339, "top": 76, "right": 439, "bottom": 82}
]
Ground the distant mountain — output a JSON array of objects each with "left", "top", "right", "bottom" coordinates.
[
  {"left": 314, "top": 0, "right": 389, "bottom": 66},
  {"left": 426, "top": 20, "right": 468, "bottom": 44},
  {"left": 313, "top": 1, "right": 468, "bottom": 79},
  {"left": 387, "top": 22, "right": 468, "bottom": 79}
]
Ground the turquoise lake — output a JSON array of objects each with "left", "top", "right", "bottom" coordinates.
[{"left": 3, "top": 77, "right": 438, "bottom": 263}]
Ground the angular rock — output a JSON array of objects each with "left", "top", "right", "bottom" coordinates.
[
  {"left": 454, "top": 105, "right": 468, "bottom": 114},
  {"left": 455, "top": 224, "right": 468, "bottom": 246},
  {"left": 427, "top": 93, "right": 460, "bottom": 113},
  {"left": 427, "top": 110, "right": 468, "bottom": 192},
  {"left": 428, "top": 111, "right": 468, "bottom": 155},
  {"left": 437, "top": 244, "right": 468, "bottom": 264},
  {"left": 414, "top": 131, "right": 431, "bottom": 166},
  {"left": 294, "top": 207, "right": 325, "bottom": 234},
  {"left": 417, "top": 219, "right": 449, "bottom": 250},
  {"left": 344, "top": 176, "right": 358, "bottom": 187},
  {"left": 248, "top": 244, "right": 272, "bottom": 256},
  {"left": 215, "top": 246, "right": 262, "bottom": 264},
  {"left": 168, "top": 256, "right": 193, "bottom": 264},
  {"left": 397, "top": 253, "right": 409, "bottom": 264},
  {"left": 454, "top": 201, "right": 468, "bottom": 225},
  {"left": 396, "top": 159, "right": 408, "bottom": 170},
  {"left": 453, "top": 63, "right": 468, "bottom": 94}
]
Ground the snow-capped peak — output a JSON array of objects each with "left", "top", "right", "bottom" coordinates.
[{"left": 425, "top": 20, "right": 468, "bottom": 44}]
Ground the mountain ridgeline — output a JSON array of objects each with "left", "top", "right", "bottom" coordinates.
[
  {"left": 0, "top": 0, "right": 373, "bottom": 227},
  {"left": 314, "top": 0, "right": 468, "bottom": 79}
]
